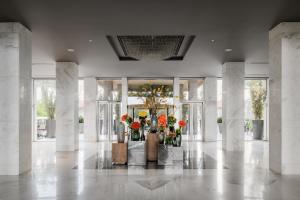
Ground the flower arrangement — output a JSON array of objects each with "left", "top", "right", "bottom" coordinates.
[
  {"left": 131, "top": 121, "right": 141, "bottom": 130},
  {"left": 121, "top": 114, "right": 133, "bottom": 126},
  {"left": 176, "top": 120, "right": 187, "bottom": 136},
  {"left": 165, "top": 132, "right": 176, "bottom": 145},
  {"left": 158, "top": 114, "right": 167, "bottom": 131},
  {"left": 167, "top": 115, "right": 177, "bottom": 127},
  {"left": 138, "top": 111, "right": 147, "bottom": 127}
]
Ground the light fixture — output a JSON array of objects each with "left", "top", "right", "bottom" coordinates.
[
  {"left": 89, "top": 39, "right": 93, "bottom": 43},
  {"left": 210, "top": 39, "right": 215, "bottom": 43},
  {"left": 67, "top": 48, "right": 75, "bottom": 52},
  {"left": 225, "top": 48, "right": 232, "bottom": 52}
]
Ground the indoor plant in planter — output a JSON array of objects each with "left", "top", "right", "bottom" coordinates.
[
  {"left": 138, "top": 111, "right": 148, "bottom": 141},
  {"left": 217, "top": 117, "right": 222, "bottom": 134},
  {"left": 130, "top": 121, "right": 141, "bottom": 141},
  {"left": 158, "top": 114, "right": 167, "bottom": 144},
  {"left": 250, "top": 81, "right": 266, "bottom": 140},
  {"left": 173, "top": 120, "right": 186, "bottom": 147},
  {"left": 121, "top": 113, "right": 133, "bottom": 141},
  {"left": 79, "top": 116, "right": 84, "bottom": 134},
  {"left": 167, "top": 115, "right": 176, "bottom": 133}
]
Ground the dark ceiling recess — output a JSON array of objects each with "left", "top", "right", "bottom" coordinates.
[{"left": 107, "top": 35, "right": 195, "bottom": 61}]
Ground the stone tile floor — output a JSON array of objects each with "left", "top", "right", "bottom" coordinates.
[{"left": 1, "top": 140, "right": 300, "bottom": 200}]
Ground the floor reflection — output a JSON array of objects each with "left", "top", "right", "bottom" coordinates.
[{"left": 73, "top": 150, "right": 227, "bottom": 170}]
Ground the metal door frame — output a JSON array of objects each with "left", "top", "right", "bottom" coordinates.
[
  {"left": 96, "top": 100, "right": 121, "bottom": 142},
  {"left": 180, "top": 101, "right": 204, "bottom": 141}
]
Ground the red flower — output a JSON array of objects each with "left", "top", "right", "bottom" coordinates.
[
  {"left": 121, "top": 114, "right": 128, "bottom": 122},
  {"left": 178, "top": 120, "right": 186, "bottom": 127},
  {"left": 131, "top": 122, "right": 141, "bottom": 130},
  {"left": 158, "top": 114, "right": 167, "bottom": 127}
]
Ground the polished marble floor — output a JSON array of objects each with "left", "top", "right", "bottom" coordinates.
[{"left": 1, "top": 139, "right": 300, "bottom": 200}]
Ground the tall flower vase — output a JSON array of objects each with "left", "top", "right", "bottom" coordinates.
[
  {"left": 131, "top": 129, "right": 140, "bottom": 141},
  {"left": 150, "top": 109, "right": 158, "bottom": 133},
  {"left": 173, "top": 134, "right": 182, "bottom": 147}
]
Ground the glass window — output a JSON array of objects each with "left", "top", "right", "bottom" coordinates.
[{"left": 33, "top": 79, "right": 56, "bottom": 141}]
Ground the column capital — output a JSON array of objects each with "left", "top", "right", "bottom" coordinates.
[
  {"left": 269, "top": 22, "right": 300, "bottom": 40},
  {"left": 0, "top": 22, "right": 30, "bottom": 34}
]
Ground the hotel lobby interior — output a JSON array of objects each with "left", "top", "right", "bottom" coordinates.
[{"left": 1, "top": 0, "right": 300, "bottom": 199}]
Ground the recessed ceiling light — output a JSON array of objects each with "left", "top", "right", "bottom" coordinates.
[
  {"left": 211, "top": 39, "right": 215, "bottom": 43},
  {"left": 67, "top": 48, "right": 75, "bottom": 52},
  {"left": 225, "top": 48, "right": 232, "bottom": 52},
  {"left": 89, "top": 39, "right": 93, "bottom": 43}
]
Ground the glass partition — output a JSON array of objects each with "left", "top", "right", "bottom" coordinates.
[
  {"left": 97, "top": 79, "right": 122, "bottom": 141},
  {"left": 33, "top": 79, "right": 56, "bottom": 141}
]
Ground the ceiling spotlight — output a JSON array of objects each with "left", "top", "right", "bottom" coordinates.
[
  {"left": 67, "top": 48, "right": 75, "bottom": 52},
  {"left": 210, "top": 39, "right": 215, "bottom": 43},
  {"left": 89, "top": 39, "right": 93, "bottom": 43},
  {"left": 225, "top": 48, "right": 232, "bottom": 52}
]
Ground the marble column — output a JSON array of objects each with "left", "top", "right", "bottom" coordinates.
[
  {"left": 173, "top": 77, "right": 180, "bottom": 121},
  {"left": 0, "top": 23, "right": 32, "bottom": 175},
  {"left": 269, "top": 22, "right": 300, "bottom": 174},
  {"left": 121, "top": 77, "right": 128, "bottom": 115},
  {"left": 222, "top": 62, "right": 245, "bottom": 151},
  {"left": 56, "top": 62, "right": 79, "bottom": 151},
  {"left": 84, "top": 77, "right": 97, "bottom": 142},
  {"left": 204, "top": 77, "right": 217, "bottom": 141}
]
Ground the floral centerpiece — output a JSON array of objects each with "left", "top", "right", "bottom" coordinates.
[
  {"left": 173, "top": 120, "right": 186, "bottom": 147},
  {"left": 138, "top": 111, "right": 148, "bottom": 141},
  {"left": 136, "top": 84, "right": 171, "bottom": 133},
  {"left": 167, "top": 115, "right": 176, "bottom": 132},
  {"left": 158, "top": 114, "right": 167, "bottom": 144},
  {"left": 130, "top": 121, "right": 141, "bottom": 141}
]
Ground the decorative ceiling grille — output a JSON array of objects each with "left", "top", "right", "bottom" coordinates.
[
  {"left": 107, "top": 35, "right": 195, "bottom": 61},
  {"left": 117, "top": 35, "right": 184, "bottom": 60}
]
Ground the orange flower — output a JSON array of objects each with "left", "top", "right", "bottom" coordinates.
[
  {"left": 178, "top": 120, "right": 186, "bottom": 127},
  {"left": 158, "top": 114, "right": 167, "bottom": 127}
]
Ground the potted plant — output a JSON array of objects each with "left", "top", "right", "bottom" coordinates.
[
  {"left": 167, "top": 115, "right": 176, "bottom": 133},
  {"left": 217, "top": 117, "right": 222, "bottom": 134},
  {"left": 79, "top": 116, "right": 84, "bottom": 134},
  {"left": 173, "top": 120, "right": 186, "bottom": 147},
  {"left": 121, "top": 114, "right": 133, "bottom": 141},
  {"left": 250, "top": 81, "right": 266, "bottom": 140},
  {"left": 158, "top": 114, "right": 167, "bottom": 144},
  {"left": 130, "top": 121, "right": 141, "bottom": 141},
  {"left": 42, "top": 87, "right": 56, "bottom": 138},
  {"left": 138, "top": 111, "right": 147, "bottom": 141}
]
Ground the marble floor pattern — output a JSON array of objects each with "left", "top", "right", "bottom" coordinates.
[{"left": 1, "top": 139, "right": 300, "bottom": 200}]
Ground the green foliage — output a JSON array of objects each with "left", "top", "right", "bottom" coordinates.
[
  {"left": 249, "top": 81, "right": 266, "bottom": 120},
  {"left": 79, "top": 116, "right": 84, "bottom": 123},
  {"left": 217, "top": 117, "right": 222, "bottom": 123},
  {"left": 41, "top": 85, "right": 56, "bottom": 119},
  {"left": 36, "top": 101, "right": 47, "bottom": 117},
  {"left": 176, "top": 128, "right": 181, "bottom": 136}
]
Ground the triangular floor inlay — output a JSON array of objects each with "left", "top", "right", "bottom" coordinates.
[{"left": 135, "top": 178, "right": 170, "bottom": 190}]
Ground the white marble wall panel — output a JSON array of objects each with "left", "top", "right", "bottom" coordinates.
[
  {"left": 56, "top": 62, "right": 79, "bottom": 151},
  {"left": 0, "top": 23, "right": 32, "bottom": 175},
  {"left": 84, "top": 77, "right": 97, "bottom": 142},
  {"left": 121, "top": 77, "right": 128, "bottom": 115},
  {"left": 222, "top": 62, "right": 245, "bottom": 152},
  {"left": 204, "top": 77, "right": 217, "bottom": 141},
  {"left": 269, "top": 22, "right": 300, "bottom": 174}
]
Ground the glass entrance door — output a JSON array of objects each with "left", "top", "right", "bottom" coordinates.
[
  {"left": 97, "top": 101, "right": 121, "bottom": 141},
  {"left": 180, "top": 102, "right": 204, "bottom": 141}
]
